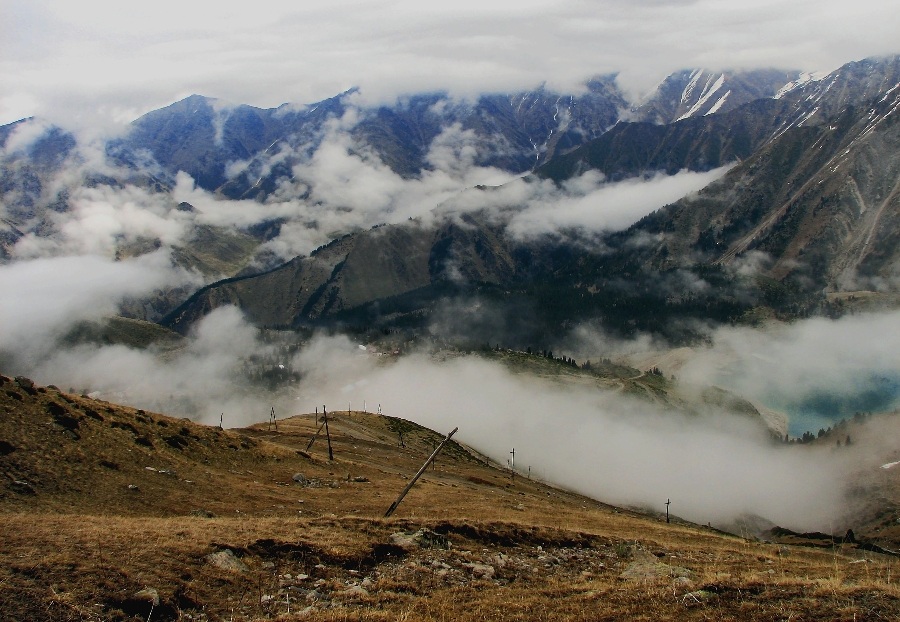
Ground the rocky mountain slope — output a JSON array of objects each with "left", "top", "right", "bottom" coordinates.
[
  {"left": 2, "top": 55, "right": 899, "bottom": 340},
  {"left": 159, "top": 55, "right": 900, "bottom": 338}
]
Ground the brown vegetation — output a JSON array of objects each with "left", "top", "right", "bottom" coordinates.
[{"left": 2, "top": 373, "right": 899, "bottom": 621}]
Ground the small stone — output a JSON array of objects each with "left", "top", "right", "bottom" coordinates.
[
  {"left": 464, "top": 563, "right": 496, "bottom": 580},
  {"left": 206, "top": 549, "right": 249, "bottom": 573},
  {"left": 292, "top": 473, "right": 308, "bottom": 485}
]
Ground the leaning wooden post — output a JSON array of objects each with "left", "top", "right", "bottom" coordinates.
[
  {"left": 306, "top": 418, "right": 327, "bottom": 451},
  {"left": 666, "top": 498, "right": 671, "bottom": 524},
  {"left": 323, "top": 405, "right": 334, "bottom": 461},
  {"left": 385, "top": 427, "right": 458, "bottom": 518}
]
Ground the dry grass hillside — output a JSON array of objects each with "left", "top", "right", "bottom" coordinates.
[{"left": 2, "top": 372, "right": 900, "bottom": 621}]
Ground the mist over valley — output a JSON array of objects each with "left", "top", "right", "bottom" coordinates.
[{"left": 3, "top": 11, "right": 900, "bottom": 614}]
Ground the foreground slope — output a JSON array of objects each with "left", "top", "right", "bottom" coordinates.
[{"left": 3, "top": 373, "right": 900, "bottom": 621}]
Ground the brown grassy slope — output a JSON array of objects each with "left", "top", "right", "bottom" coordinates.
[{"left": 2, "top": 373, "right": 900, "bottom": 621}]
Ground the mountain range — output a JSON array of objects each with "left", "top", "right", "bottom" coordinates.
[{"left": 2, "top": 55, "right": 899, "bottom": 344}]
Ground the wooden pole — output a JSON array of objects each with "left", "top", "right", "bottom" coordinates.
[
  {"left": 324, "top": 405, "right": 334, "bottom": 461},
  {"left": 385, "top": 427, "right": 458, "bottom": 518},
  {"left": 306, "top": 418, "right": 327, "bottom": 451},
  {"left": 666, "top": 499, "right": 671, "bottom": 524}
]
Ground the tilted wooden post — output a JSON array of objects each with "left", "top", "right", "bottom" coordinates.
[
  {"left": 384, "top": 427, "right": 458, "bottom": 518},
  {"left": 306, "top": 418, "right": 327, "bottom": 451},
  {"left": 323, "top": 405, "right": 334, "bottom": 461}
]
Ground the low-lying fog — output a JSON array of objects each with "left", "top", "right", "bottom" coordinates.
[
  {"left": 2, "top": 116, "right": 899, "bottom": 533},
  {"left": 3, "top": 301, "right": 899, "bottom": 532}
]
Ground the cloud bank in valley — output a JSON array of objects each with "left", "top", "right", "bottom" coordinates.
[
  {"left": 0, "top": 251, "right": 197, "bottom": 364},
  {"left": 2, "top": 310, "right": 866, "bottom": 532},
  {"left": 678, "top": 311, "right": 900, "bottom": 435},
  {"left": 286, "top": 333, "right": 858, "bottom": 531},
  {"left": 3, "top": 109, "right": 727, "bottom": 266}
]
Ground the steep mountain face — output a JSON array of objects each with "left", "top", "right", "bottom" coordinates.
[
  {"left": 161, "top": 56, "right": 900, "bottom": 340},
  {"left": 633, "top": 68, "right": 802, "bottom": 124},
  {"left": 536, "top": 98, "right": 792, "bottom": 183},
  {"left": 118, "top": 81, "right": 630, "bottom": 198},
  {"left": 0, "top": 67, "right": 802, "bottom": 237},
  {"left": 3, "top": 55, "right": 899, "bottom": 340},
  {"left": 0, "top": 121, "right": 77, "bottom": 226},
  {"left": 636, "top": 86, "right": 900, "bottom": 294},
  {"left": 161, "top": 213, "right": 519, "bottom": 332},
  {"left": 114, "top": 69, "right": 803, "bottom": 200}
]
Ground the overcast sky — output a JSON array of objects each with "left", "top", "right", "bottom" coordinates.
[{"left": 2, "top": 0, "right": 898, "bottom": 129}]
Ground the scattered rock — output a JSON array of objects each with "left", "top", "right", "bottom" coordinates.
[
  {"left": 390, "top": 529, "right": 450, "bottom": 551},
  {"left": 464, "top": 563, "right": 496, "bottom": 580},
  {"left": 205, "top": 549, "right": 249, "bottom": 573},
  {"left": 191, "top": 509, "right": 216, "bottom": 518},
  {"left": 0, "top": 440, "right": 17, "bottom": 456},
  {"left": 292, "top": 473, "right": 308, "bottom": 485},
  {"left": 306, "top": 589, "right": 326, "bottom": 602},
  {"left": 619, "top": 548, "right": 694, "bottom": 582},
  {"left": 14, "top": 376, "right": 37, "bottom": 395},
  {"left": 114, "top": 587, "right": 166, "bottom": 619},
  {"left": 351, "top": 476, "right": 370, "bottom": 483}
]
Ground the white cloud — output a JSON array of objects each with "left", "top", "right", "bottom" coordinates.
[
  {"left": 287, "top": 335, "right": 852, "bottom": 531},
  {"left": 3, "top": 0, "right": 898, "bottom": 128},
  {"left": 678, "top": 311, "right": 900, "bottom": 434},
  {"left": 0, "top": 251, "right": 197, "bottom": 363},
  {"left": 505, "top": 166, "right": 732, "bottom": 239}
]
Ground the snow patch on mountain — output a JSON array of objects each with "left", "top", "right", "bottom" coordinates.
[
  {"left": 676, "top": 73, "right": 726, "bottom": 121},
  {"left": 774, "top": 71, "right": 829, "bottom": 99},
  {"left": 705, "top": 90, "right": 731, "bottom": 115}
]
